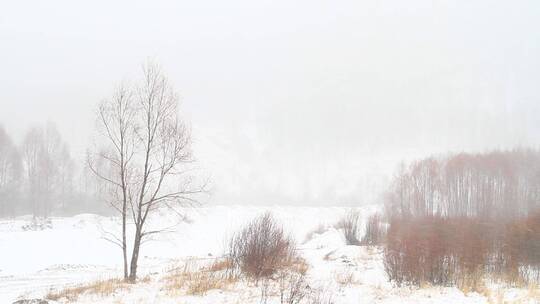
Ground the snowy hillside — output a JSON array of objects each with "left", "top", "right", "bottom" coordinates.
[{"left": 0, "top": 205, "right": 533, "bottom": 303}]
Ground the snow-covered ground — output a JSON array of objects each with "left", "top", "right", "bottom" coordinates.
[{"left": 0, "top": 205, "right": 536, "bottom": 303}]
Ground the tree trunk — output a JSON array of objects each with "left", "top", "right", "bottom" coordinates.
[
  {"left": 122, "top": 205, "right": 128, "bottom": 280},
  {"left": 128, "top": 228, "right": 142, "bottom": 282}
]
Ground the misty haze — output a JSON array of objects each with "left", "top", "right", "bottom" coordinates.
[{"left": 1, "top": 1, "right": 540, "bottom": 303}]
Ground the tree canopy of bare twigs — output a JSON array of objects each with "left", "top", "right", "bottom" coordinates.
[{"left": 88, "top": 61, "right": 206, "bottom": 282}]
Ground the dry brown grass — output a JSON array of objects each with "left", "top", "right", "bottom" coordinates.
[
  {"left": 456, "top": 270, "right": 486, "bottom": 295},
  {"left": 186, "top": 271, "right": 231, "bottom": 295},
  {"left": 206, "top": 258, "right": 232, "bottom": 272},
  {"left": 323, "top": 250, "right": 336, "bottom": 261},
  {"left": 456, "top": 271, "right": 540, "bottom": 303},
  {"left": 526, "top": 283, "right": 540, "bottom": 302},
  {"left": 163, "top": 262, "right": 195, "bottom": 296},
  {"left": 485, "top": 289, "right": 505, "bottom": 304},
  {"left": 334, "top": 269, "right": 356, "bottom": 286},
  {"left": 138, "top": 274, "right": 152, "bottom": 284},
  {"left": 164, "top": 259, "right": 237, "bottom": 296},
  {"left": 479, "top": 284, "right": 540, "bottom": 304},
  {"left": 45, "top": 278, "right": 128, "bottom": 302},
  {"left": 290, "top": 258, "right": 309, "bottom": 275}
]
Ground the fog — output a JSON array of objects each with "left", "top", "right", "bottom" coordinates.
[{"left": 1, "top": 0, "right": 540, "bottom": 205}]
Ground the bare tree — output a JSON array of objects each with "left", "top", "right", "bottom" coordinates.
[
  {"left": 42, "top": 122, "right": 62, "bottom": 216},
  {"left": 90, "top": 61, "right": 205, "bottom": 282},
  {"left": 22, "top": 127, "right": 44, "bottom": 217},
  {"left": 0, "top": 126, "right": 22, "bottom": 217},
  {"left": 89, "top": 83, "right": 136, "bottom": 280},
  {"left": 21, "top": 124, "right": 64, "bottom": 218},
  {"left": 57, "top": 143, "right": 75, "bottom": 213}
]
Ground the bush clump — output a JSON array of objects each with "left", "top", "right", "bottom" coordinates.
[
  {"left": 384, "top": 214, "right": 540, "bottom": 288},
  {"left": 336, "top": 210, "right": 361, "bottom": 245},
  {"left": 360, "top": 213, "right": 386, "bottom": 246},
  {"left": 227, "top": 212, "right": 297, "bottom": 281}
]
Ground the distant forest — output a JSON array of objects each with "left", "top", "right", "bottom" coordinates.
[
  {"left": 0, "top": 123, "right": 110, "bottom": 217},
  {"left": 383, "top": 149, "right": 540, "bottom": 287}
]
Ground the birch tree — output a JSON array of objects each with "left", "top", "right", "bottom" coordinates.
[{"left": 90, "top": 62, "right": 205, "bottom": 282}]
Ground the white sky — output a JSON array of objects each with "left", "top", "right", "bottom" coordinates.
[{"left": 1, "top": 0, "right": 539, "bottom": 205}]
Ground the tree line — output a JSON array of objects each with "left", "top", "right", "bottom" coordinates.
[
  {"left": 383, "top": 149, "right": 540, "bottom": 288},
  {"left": 385, "top": 149, "right": 540, "bottom": 220},
  {"left": 0, "top": 123, "right": 109, "bottom": 218}
]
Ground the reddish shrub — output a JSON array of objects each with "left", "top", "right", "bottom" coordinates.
[
  {"left": 383, "top": 149, "right": 540, "bottom": 287},
  {"left": 227, "top": 212, "right": 296, "bottom": 281},
  {"left": 384, "top": 216, "right": 494, "bottom": 286},
  {"left": 503, "top": 212, "right": 540, "bottom": 284}
]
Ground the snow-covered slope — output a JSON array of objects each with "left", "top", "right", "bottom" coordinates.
[
  {"left": 0, "top": 205, "right": 363, "bottom": 302},
  {"left": 0, "top": 205, "right": 532, "bottom": 303}
]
